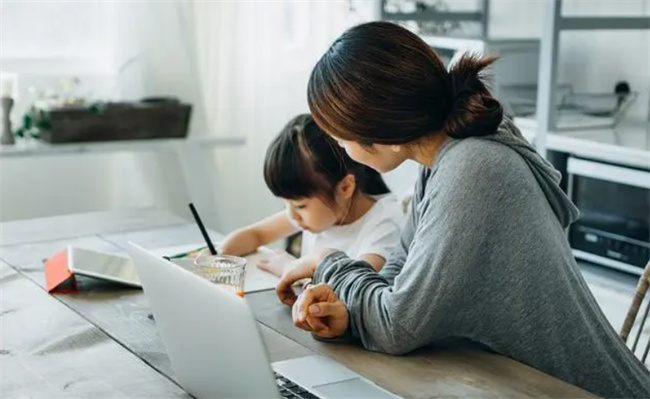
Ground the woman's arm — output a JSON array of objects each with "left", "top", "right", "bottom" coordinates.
[
  {"left": 219, "top": 211, "right": 299, "bottom": 256},
  {"left": 310, "top": 161, "right": 507, "bottom": 355}
]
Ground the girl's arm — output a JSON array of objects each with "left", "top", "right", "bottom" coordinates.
[
  {"left": 261, "top": 253, "right": 384, "bottom": 278},
  {"left": 356, "top": 215, "right": 406, "bottom": 273},
  {"left": 260, "top": 231, "right": 393, "bottom": 276},
  {"left": 219, "top": 211, "right": 298, "bottom": 256}
]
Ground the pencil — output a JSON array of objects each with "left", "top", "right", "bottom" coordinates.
[
  {"left": 188, "top": 203, "right": 217, "bottom": 255},
  {"left": 167, "top": 246, "right": 207, "bottom": 259}
]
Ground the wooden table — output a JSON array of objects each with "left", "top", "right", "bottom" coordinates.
[{"left": 0, "top": 209, "right": 596, "bottom": 398}]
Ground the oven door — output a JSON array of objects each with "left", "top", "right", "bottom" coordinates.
[{"left": 567, "top": 157, "right": 650, "bottom": 275}]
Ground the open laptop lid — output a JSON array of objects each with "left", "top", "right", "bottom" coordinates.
[{"left": 128, "top": 243, "right": 279, "bottom": 399}]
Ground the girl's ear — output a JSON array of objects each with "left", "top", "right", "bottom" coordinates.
[{"left": 337, "top": 174, "right": 357, "bottom": 200}]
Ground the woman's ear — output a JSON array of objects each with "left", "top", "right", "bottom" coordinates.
[
  {"left": 337, "top": 174, "right": 357, "bottom": 200},
  {"left": 390, "top": 145, "right": 402, "bottom": 153}
]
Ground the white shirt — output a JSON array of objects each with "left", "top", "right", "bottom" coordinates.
[{"left": 300, "top": 194, "right": 404, "bottom": 260}]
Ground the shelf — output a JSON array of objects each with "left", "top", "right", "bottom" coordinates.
[
  {"left": 515, "top": 118, "right": 650, "bottom": 170},
  {"left": 558, "top": 16, "right": 650, "bottom": 31},
  {"left": 381, "top": 10, "right": 484, "bottom": 23},
  {"left": 0, "top": 136, "right": 246, "bottom": 159},
  {"left": 381, "top": 0, "right": 490, "bottom": 38}
]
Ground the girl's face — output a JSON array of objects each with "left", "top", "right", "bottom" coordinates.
[
  {"left": 333, "top": 137, "right": 407, "bottom": 173},
  {"left": 285, "top": 197, "right": 339, "bottom": 233},
  {"left": 284, "top": 175, "right": 356, "bottom": 233}
]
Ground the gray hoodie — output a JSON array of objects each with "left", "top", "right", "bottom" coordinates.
[{"left": 314, "top": 118, "right": 650, "bottom": 398}]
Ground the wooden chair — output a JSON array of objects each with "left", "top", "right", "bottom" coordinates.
[{"left": 620, "top": 259, "right": 650, "bottom": 364}]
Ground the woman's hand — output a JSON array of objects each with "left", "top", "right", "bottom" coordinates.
[
  {"left": 292, "top": 283, "right": 349, "bottom": 339},
  {"left": 276, "top": 249, "right": 336, "bottom": 306}
]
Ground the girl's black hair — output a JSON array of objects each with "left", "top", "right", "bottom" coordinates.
[{"left": 264, "top": 114, "right": 390, "bottom": 203}]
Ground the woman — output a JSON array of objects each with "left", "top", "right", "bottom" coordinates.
[{"left": 276, "top": 22, "right": 650, "bottom": 399}]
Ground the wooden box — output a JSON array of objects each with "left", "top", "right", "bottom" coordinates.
[{"left": 38, "top": 101, "right": 192, "bottom": 144}]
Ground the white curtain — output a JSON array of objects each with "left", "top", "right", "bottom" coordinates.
[
  {"left": 193, "top": 1, "right": 356, "bottom": 137},
  {"left": 106, "top": 1, "right": 207, "bottom": 222},
  {"left": 186, "top": 0, "right": 380, "bottom": 230}
]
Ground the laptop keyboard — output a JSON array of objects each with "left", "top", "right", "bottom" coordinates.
[{"left": 274, "top": 371, "right": 321, "bottom": 399}]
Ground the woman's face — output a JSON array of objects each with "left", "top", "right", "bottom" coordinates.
[{"left": 334, "top": 137, "right": 407, "bottom": 173}]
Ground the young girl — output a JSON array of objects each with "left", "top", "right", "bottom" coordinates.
[{"left": 218, "top": 114, "right": 404, "bottom": 277}]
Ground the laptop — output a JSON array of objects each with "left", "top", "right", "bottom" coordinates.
[{"left": 128, "top": 244, "right": 401, "bottom": 399}]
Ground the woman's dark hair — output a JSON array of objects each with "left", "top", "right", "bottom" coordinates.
[
  {"left": 264, "top": 114, "right": 390, "bottom": 203},
  {"left": 307, "top": 21, "right": 503, "bottom": 144}
]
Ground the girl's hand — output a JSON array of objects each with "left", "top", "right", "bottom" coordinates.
[
  {"left": 276, "top": 249, "right": 336, "bottom": 306},
  {"left": 292, "top": 283, "right": 349, "bottom": 338},
  {"left": 257, "top": 251, "right": 296, "bottom": 277}
]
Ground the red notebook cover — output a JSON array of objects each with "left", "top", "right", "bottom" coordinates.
[{"left": 44, "top": 248, "right": 77, "bottom": 293}]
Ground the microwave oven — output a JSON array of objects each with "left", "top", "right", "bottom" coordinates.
[{"left": 567, "top": 157, "right": 650, "bottom": 275}]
